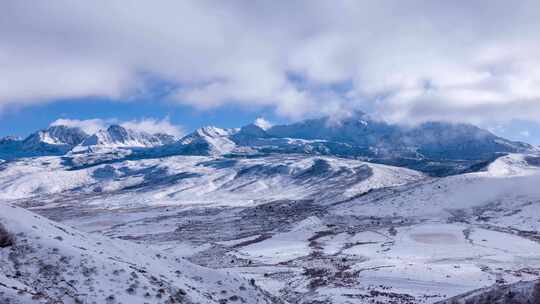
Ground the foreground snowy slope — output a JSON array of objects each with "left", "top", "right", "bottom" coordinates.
[
  {"left": 437, "top": 279, "right": 540, "bottom": 304},
  {"left": 0, "top": 203, "right": 279, "bottom": 304}
]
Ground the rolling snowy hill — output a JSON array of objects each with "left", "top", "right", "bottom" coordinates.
[{"left": 0, "top": 154, "right": 423, "bottom": 204}]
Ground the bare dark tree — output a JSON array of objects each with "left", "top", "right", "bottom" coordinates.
[{"left": 0, "top": 223, "right": 14, "bottom": 248}]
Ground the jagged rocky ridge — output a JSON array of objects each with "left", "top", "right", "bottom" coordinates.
[{"left": 72, "top": 124, "right": 176, "bottom": 153}]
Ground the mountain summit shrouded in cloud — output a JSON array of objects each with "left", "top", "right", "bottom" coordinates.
[{"left": 2, "top": 0, "right": 540, "bottom": 130}]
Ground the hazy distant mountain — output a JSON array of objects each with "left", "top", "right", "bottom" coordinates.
[{"left": 0, "top": 135, "right": 22, "bottom": 145}]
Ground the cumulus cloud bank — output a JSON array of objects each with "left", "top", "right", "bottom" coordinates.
[{"left": 3, "top": 1, "right": 540, "bottom": 124}]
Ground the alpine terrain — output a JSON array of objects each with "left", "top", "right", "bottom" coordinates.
[{"left": 1, "top": 114, "right": 540, "bottom": 303}]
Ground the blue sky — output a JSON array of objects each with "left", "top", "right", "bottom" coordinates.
[
  {"left": 0, "top": 97, "right": 286, "bottom": 138},
  {"left": 2, "top": 1, "right": 540, "bottom": 144}
]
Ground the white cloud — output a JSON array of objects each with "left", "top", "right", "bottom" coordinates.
[
  {"left": 120, "top": 118, "right": 183, "bottom": 137},
  {"left": 254, "top": 117, "right": 272, "bottom": 130},
  {"left": 50, "top": 117, "right": 183, "bottom": 136},
  {"left": 3, "top": 1, "right": 540, "bottom": 124},
  {"left": 50, "top": 118, "right": 109, "bottom": 134}
]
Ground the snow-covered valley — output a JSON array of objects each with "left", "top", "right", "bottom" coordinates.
[
  {"left": 1, "top": 150, "right": 540, "bottom": 303},
  {"left": 1, "top": 117, "right": 540, "bottom": 303}
]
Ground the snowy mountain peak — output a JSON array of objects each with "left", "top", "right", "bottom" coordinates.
[
  {"left": 177, "top": 126, "right": 237, "bottom": 155},
  {"left": 195, "top": 126, "right": 237, "bottom": 138},
  {"left": 153, "top": 132, "right": 177, "bottom": 145},
  {"left": 75, "top": 124, "right": 173, "bottom": 152},
  {"left": 0, "top": 126, "right": 89, "bottom": 160},
  {"left": 181, "top": 126, "right": 237, "bottom": 145},
  {"left": 233, "top": 117, "right": 272, "bottom": 139},
  {"left": 106, "top": 124, "right": 130, "bottom": 139},
  {"left": 23, "top": 125, "right": 88, "bottom": 147},
  {"left": 237, "top": 123, "right": 268, "bottom": 139}
]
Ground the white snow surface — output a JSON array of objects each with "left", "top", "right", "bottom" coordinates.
[
  {"left": 1, "top": 153, "right": 540, "bottom": 303},
  {"left": 0, "top": 154, "right": 423, "bottom": 205}
]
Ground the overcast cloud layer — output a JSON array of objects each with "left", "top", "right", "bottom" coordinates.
[{"left": 2, "top": 1, "right": 540, "bottom": 124}]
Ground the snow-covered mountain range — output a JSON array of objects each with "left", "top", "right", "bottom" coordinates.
[
  {"left": 1, "top": 114, "right": 540, "bottom": 303},
  {"left": 1, "top": 113, "right": 533, "bottom": 176}
]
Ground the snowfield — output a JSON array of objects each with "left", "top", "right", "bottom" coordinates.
[{"left": 1, "top": 153, "right": 540, "bottom": 303}]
